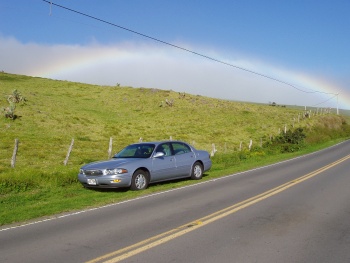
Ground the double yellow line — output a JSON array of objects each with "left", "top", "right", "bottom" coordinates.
[{"left": 87, "top": 154, "right": 350, "bottom": 263}]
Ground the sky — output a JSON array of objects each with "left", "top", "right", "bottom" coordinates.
[{"left": 1, "top": 0, "right": 349, "bottom": 109}]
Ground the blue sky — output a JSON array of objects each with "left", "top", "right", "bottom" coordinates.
[{"left": 1, "top": 0, "right": 349, "bottom": 109}]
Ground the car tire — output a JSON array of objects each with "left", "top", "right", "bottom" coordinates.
[
  {"left": 191, "top": 162, "right": 203, "bottom": 180},
  {"left": 130, "top": 170, "right": 149, "bottom": 190}
]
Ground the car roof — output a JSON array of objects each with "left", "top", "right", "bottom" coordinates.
[{"left": 131, "top": 140, "right": 189, "bottom": 146}]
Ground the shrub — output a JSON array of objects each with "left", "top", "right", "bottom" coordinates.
[
  {"left": 264, "top": 128, "right": 306, "bottom": 153},
  {"left": 2, "top": 89, "right": 26, "bottom": 120}
]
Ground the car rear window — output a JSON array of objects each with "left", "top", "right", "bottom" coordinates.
[{"left": 172, "top": 142, "right": 192, "bottom": 155}]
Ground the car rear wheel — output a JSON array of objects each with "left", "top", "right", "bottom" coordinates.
[
  {"left": 191, "top": 162, "right": 203, "bottom": 180},
  {"left": 131, "top": 170, "right": 149, "bottom": 190}
]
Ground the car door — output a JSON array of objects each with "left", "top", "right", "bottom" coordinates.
[
  {"left": 171, "top": 142, "right": 195, "bottom": 177},
  {"left": 151, "top": 143, "right": 176, "bottom": 181}
]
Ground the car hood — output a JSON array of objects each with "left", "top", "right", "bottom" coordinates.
[{"left": 81, "top": 158, "right": 140, "bottom": 170}]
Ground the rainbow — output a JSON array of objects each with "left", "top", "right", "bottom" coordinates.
[
  {"left": 28, "top": 45, "right": 131, "bottom": 81},
  {"left": 272, "top": 69, "right": 348, "bottom": 109},
  {"left": 28, "top": 44, "right": 350, "bottom": 110}
]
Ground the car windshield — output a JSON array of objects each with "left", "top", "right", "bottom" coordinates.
[{"left": 113, "top": 144, "right": 155, "bottom": 158}]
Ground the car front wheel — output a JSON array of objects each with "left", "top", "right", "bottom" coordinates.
[
  {"left": 191, "top": 162, "right": 203, "bottom": 180},
  {"left": 131, "top": 170, "right": 149, "bottom": 190}
]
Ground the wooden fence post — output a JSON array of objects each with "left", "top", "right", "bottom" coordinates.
[
  {"left": 64, "top": 139, "right": 74, "bottom": 166},
  {"left": 108, "top": 137, "right": 113, "bottom": 159},
  {"left": 11, "top": 138, "right": 19, "bottom": 168},
  {"left": 248, "top": 139, "right": 253, "bottom": 151},
  {"left": 211, "top": 143, "right": 217, "bottom": 157}
]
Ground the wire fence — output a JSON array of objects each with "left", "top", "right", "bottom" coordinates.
[{"left": 2, "top": 109, "right": 332, "bottom": 169}]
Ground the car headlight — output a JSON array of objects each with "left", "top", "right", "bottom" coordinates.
[
  {"left": 104, "top": 168, "right": 128, "bottom": 175},
  {"left": 79, "top": 169, "right": 85, "bottom": 175}
]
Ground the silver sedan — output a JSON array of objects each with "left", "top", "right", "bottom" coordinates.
[{"left": 78, "top": 140, "right": 212, "bottom": 190}]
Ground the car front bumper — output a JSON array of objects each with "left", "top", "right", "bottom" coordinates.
[{"left": 78, "top": 173, "right": 132, "bottom": 188}]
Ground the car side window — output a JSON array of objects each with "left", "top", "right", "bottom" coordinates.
[
  {"left": 155, "top": 143, "right": 172, "bottom": 156},
  {"left": 172, "top": 142, "right": 191, "bottom": 155}
]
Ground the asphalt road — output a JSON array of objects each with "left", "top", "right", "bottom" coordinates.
[{"left": 1, "top": 140, "right": 350, "bottom": 263}]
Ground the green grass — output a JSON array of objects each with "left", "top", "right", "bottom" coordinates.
[{"left": 0, "top": 72, "right": 349, "bottom": 226}]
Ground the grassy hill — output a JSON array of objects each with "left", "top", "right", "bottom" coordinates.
[
  {"left": 1, "top": 72, "right": 349, "bottom": 225},
  {"left": 1, "top": 72, "right": 342, "bottom": 169}
]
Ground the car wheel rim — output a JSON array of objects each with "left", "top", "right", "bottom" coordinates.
[
  {"left": 194, "top": 165, "right": 202, "bottom": 178},
  {"left": 135, "top": 174, "right": 146, "bottom": 189}
]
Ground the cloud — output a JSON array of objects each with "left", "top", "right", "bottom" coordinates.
[{"left": 0, "top": 36, "right": 344, "bottom": 109}]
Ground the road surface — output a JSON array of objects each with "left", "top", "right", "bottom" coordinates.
[{"left": 1, "top": 140, "right": 350, "bottom": 262}]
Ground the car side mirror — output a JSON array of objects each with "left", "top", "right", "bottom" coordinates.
[{"left": 153, "top": 152, "right": 165, "bottom": 158}]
